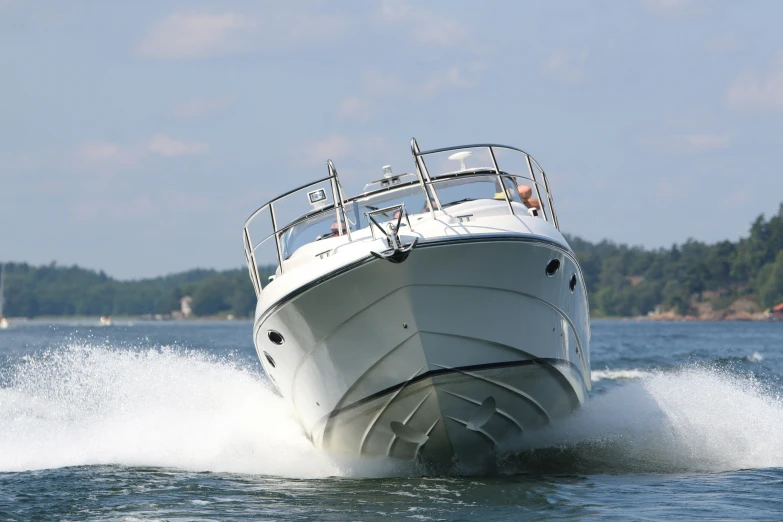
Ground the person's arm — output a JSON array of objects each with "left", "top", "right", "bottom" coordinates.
[{"left": 517, "top": 184, "right": 541, "bottom": 210}]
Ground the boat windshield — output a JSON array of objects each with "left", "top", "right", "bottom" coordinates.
[
  {"left": 278, "top": 172, "right": 523, "bottom": 259},
  {"left": 351, "top": 183, "right": 431, "bottom": 228},
  {"left": 280, "top": 210, "right": 341, "bottom": 260},
  {"left": 280, "top": 182, "right": 430, "bottom": 258},
  {"left": 429, "top": 172, "right": 524, "bottom": 208}
]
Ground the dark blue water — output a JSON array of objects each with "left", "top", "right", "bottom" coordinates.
[{"left": 1, "top": 320, "right": 783, "bottom": 520}]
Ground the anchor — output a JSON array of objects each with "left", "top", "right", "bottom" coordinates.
[{"left": 367, "top": 207, "right": 418, "bottom": 264}]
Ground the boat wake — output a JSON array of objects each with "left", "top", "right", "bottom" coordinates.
[
  {"left": 591, "top": 368, "right": 655, "bottom": 382},
  {"left": 505, "top": 365, "right": 783, "bottom": 474},
  {"left": 1, "top": 345, "right": 781, "bottom": 477},
  {"left": 0, "top": 344, "right": 412, "bottom": 478}
]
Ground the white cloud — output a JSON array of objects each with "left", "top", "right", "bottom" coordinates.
[
  {"left": 378, "top": 0, "right": 475, "bottom": 50},
  {"left": 641, "top": 132, "right": 733, "bottom": 154},
  {"left": 361, "top": 70, "right": 407, "bottom": 98},
  {"left": 137, "top": 8, "right": 351, "bottom": 61},
  {"left": 337, "top": 63, "right": 484, "bottom": 122},
  {"left": 544, "top": 50, "right": 590, "bottom": 84},
  {"left": 420, "top": 64, "right": 483, "bottom": 96},
  {"left": 703, "top": 32, "right": 744, "bottom": 53},
  {"left": 173, "top": 96, "right": 235, "bottom": 118},
  {"left": 300, "top": 135, "right": 353, "bottom": 166},
  {"left": 361, "top": 65, "right": 482, "bottom": 98},
  {"left": 643, "top": 0, "right": 706, "bottom": 17},
  {"left": 296, "top": 135, "right": 388, "bottom": 167},
  {"left": 79, "top": 134, "right": 208, "bottom": 167},
  {"left": 137, "top": 12, "right": 258, "bottom": 60},
  {"left": 337, "top": 97, "right": 373, "bottom": 123},
  {"left": 281, "top": 11, "right": 349, "bottom": 43},
  {"left": 727, "top": 53, "right": 783, "bottom": 111},
  {"left": 72, "top": 196, "right": 154, "bottom": 221},
  {"left": 79, "top": 142, "right": 139, "bottom": 166},
  {"left": 147, "top": 134, "right": 208, "bottom": 157},
  {"left": 644, "top": 0, "right": 689, "bottom": 11},
  {"left": 674, "top": 133, "right": 732, "bottom": 152}
]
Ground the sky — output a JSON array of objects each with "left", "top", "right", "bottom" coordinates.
[{"left": 1, "top": 0, "right": 782, "bottom": 279}]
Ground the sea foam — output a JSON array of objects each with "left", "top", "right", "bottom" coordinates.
[
  {"left": 511, "top": 366, "right": 783, "bottom": 473},
  {"left": 1, "top": 345, "right": 782, "bottom": 476},
  {"left": 0, "top": 345, "right": 407, "bottom": 477}
]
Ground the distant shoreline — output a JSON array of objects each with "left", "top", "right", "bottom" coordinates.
[
  {"left": 0, "top": 316, "right": 253, "bottom": 323},
  {"left": 3, "top": 314, "right": 778, "bottom": 324}
]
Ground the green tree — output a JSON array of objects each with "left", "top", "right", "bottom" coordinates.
[{"left": 756, "top": 251, "right": 783, "bottom": 308}]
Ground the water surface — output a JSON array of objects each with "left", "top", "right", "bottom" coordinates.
[{"left": 1, "top": 320, "right": 782, "bottom": 520}]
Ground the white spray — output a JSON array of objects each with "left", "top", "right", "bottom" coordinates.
[
  {"left": 511, "top": 366, "right": 783, "bottom": 473},
  {"left": 0, "top": 345, "right": 410, "bottom": 477},
  {"left": 1, "top": 345, "right": 782, "bottom": 476}
]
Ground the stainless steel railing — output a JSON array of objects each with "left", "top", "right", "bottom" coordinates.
[
  {"left": 242, "top": 164, "right": 353, "bottom": 294},
  {"left": 410, "top": 139, "right": 559, "bottom": 228},
  {"left": 243, "top": 139, "right": 560, "bottom": 296}
]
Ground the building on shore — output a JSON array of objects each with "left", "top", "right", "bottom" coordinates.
[{"left": 180, "top": 296, "right": 193, "bottom": 318}]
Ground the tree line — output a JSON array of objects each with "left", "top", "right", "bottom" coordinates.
[
  {"left": 0, "top": 264, "right": 274, "bottom": 318},
  {"left": 570, "top": 203, "right": 783, "bottom": 316},
  {"left": 1, "top": 204, "right": 782, "bottom": 319}
]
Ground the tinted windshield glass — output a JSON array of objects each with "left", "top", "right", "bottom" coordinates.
[
  {"left": 280, "top": 211, "right": 342, "bottom": 259},
  {"left": 352, "top": 184, "right": 430, "bottom": 228},
  {"left": 432, "top": 174, "right": 523, "bottom": 208}
]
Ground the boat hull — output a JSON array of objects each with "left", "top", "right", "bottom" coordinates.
[{"left": 254, "top": 236, "right": 590, "bottom": 462}]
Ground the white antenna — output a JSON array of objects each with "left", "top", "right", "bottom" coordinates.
[{"left": 448, "top": 151, "right": 472, "bottom": 170}]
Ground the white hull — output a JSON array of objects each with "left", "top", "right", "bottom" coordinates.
[
  {"left": 244, "top": 139, "right": 591, "bottom": 464},
  {"left": 254, "top": 237, "right": 590, "bottom": 462}
]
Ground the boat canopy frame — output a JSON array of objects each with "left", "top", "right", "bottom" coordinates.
[{"left": 243, "top": 138, "right": 560, "bottom": 296}]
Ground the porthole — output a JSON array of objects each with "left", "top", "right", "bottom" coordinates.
[
  {"left": 545, "top": 259, "right": 561, "bottom": 277},
  {"left": 268, "top": 330, "right": 284, "bottom": 345},
  {"left": 264, "top": 351, "right": 276, "bottom": 368},
  {"left": 569, "top": 274, "right": 577, "bottom": 292}
]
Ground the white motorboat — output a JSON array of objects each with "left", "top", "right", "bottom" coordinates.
[
  {"left": 0, "top": 264, "right": 8, "bottom": 330},
  {"left": 243, "top": 139, "right": 590, "bottom": 464}
]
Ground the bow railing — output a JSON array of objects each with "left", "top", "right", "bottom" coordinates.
[{"left": 243, "top": 139, "right": 559, "bottom": 296}]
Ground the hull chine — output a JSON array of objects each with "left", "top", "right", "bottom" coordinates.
[{"left": 322, "top": 355, "right": 586, "bottom": 463}]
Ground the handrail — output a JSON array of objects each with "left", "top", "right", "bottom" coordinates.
[
  {"left": 243, "top": 160, "right": 351, "bottom": 288},
  {"left": 327, "top": 159, "right": 354, "bottom": 241},
  {"left": 243, "top": 139, "right": 560, "bottom": 297},
  {"left": 487, "top": 146, "right": 513, "bottom": 215},
  {"left": 247, "top": 168, "right": 551, "bottom": 253},
  {"left": 411, "top": 137, "right": 441, "bottom": 213},
  {"left": 243, "top": 228, "right": 261, "bottom": 295},
  {"left": 411, "top": 142, "right": 559, "bottom": 231},
  {"left": 530, "top": 156, "right": 559, "bottom": 229},
  {"left": 525, "top": 154, "right": 548, "bottom": 222},
  {"left": 427, "top": 171, "right": 553, "bottom": 218},
  {"left": 415, "top": 142, "right": 532, "bottom": 157},
  {"left": 243, "top": 174, "right": 336, "bottom": 228}
]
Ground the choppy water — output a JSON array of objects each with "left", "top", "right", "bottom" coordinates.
[{"left": 1, "top": 320, "right": 783, "bottom": 520}]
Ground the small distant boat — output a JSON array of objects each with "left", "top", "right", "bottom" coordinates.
[
  {"left": 0, "top": 264, "right": 8, "bottom": 330},
  {"left": 99, "top": 316, "right": 113, "bottom": 326}
]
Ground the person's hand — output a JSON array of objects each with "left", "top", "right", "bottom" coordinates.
[{"left": 517, "top": 185, "right": 533, "bottom": 200}]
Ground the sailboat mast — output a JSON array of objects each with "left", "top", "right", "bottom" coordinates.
[{"left": 0, "top": 263, "right": 5, "bottom": 317}]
